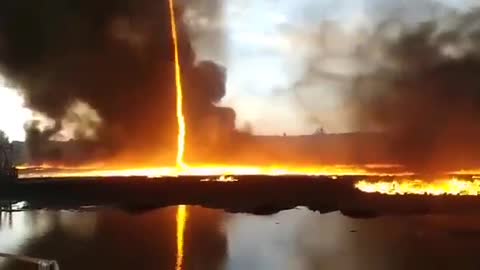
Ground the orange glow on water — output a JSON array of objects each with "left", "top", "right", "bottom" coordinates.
[{"left": 175, "top": 205, "right": 187, "bottom": 270}]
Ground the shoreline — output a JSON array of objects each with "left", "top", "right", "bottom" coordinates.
[{"left": 1, "top": 176, "right": 480, "bottom": 217}]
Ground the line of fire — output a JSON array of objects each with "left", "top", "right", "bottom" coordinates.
[{"left": 2, "top": 0, "right": 480, "bottom": 219}]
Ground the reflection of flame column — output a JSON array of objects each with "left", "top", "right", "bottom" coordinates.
[{"left": 175, "top": 205, "right": 188, "bottom": 270}]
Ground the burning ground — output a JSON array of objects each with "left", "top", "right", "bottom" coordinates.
[
  {"left": 2, "top": 0, "right": 480, "bottom": 201},
  {"left": 5, "top": 175, "right": 480, "bottom": 217}
]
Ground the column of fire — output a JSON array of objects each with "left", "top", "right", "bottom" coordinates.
[{"left": 168, "top": 0, "right": 188, "bottom": 269}]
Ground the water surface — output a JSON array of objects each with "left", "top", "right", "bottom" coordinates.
[{"left": 1, "top": 207, "right": 480, "bottom": 270}]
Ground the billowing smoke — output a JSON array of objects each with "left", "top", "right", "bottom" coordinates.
[
  {"left": 0, "top": 0, "right": 235, "bottom": 165},
  {"left": 5, "top": 0, "right": 480, "bottom": 171},
  {"left": 296, "top": 2, "right": 480, "bottom": 171},
  {"left": 181, "top": 0, "right": 226, "bottom": 64},
  {"left": 350, "top": 8, "right": 480, "bottom": 171}
]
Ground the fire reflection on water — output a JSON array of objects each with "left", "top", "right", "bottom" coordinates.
[{"left": 175, "top": 205, "right": 187, "bottom": 270}]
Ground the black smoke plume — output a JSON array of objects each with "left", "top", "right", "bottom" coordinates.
[
  {"left": 292, "top": 4, "right": 480, "bottom": 172},
  {"left": 350, "top": 8, "right": 480, "bottom": 171},
  {"left": 0, "top": 0, "right": 234, "bottom": 165}
]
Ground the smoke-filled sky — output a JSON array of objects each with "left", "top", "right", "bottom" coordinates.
[{"left": 0, "top": 0, "right": 479, "bottom": 141}]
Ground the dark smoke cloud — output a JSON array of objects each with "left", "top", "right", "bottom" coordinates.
[
  {"left": 0, "top": 0, "right": 234, "bottom": 165},
  {"left": 291, "top": 3, "right": 480, "bottom": 171},
  {"left": 350, "top": 11, "right": 480, "bottom": 171}
]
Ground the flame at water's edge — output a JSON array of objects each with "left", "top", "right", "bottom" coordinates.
[
  {"left": 355, "top": 177, "right": 480, "bottom": 196},
  {"left": 16, "top": 163, "right": 413, "bottom": 178}
]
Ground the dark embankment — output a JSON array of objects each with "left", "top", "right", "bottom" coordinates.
[{"left": 1, "top": 176, "right": 480, "bottom": 217}]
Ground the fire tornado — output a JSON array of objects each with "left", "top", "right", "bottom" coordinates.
[
  {"left": 6, "top": 0, "right": 480, "bottom": 200},
  {"left": 169, "top": 0, "right": 187, "bottom": 170},
  {"left": 169, "top": 0, "right": 188, "bottom": 269}
]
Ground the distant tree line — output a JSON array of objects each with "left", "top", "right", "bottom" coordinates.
[
  {"left": 0, "top": 130, "right": 28, "bottom": 165},
  {"left": 0, "top": 130, "right": 8, "bottom": 145}
]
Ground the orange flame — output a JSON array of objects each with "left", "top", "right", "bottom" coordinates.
[
  {"left": 169, "top": 0, "right": 187, "bottom": 170},
  {"left": 169, "top": 1, "right": 188, "bottom": 270},
  {"left": 18, "top": 164, "right": 410, "bottom": 178},
  {"left": 200, "top": 175, "right": 239, "bottom": 182},
  {"left": 355, "top": 178, "right": 480, "bottom": 196}
]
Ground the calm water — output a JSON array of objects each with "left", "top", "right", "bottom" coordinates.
[{"left": 1, "top": 207, "right": 480, "bottom": 270}]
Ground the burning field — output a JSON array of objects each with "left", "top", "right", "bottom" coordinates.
[{"left": 1, "top": 0, "right": 480, "bottom": 219}]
